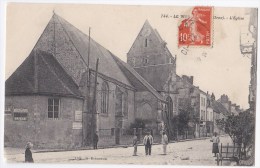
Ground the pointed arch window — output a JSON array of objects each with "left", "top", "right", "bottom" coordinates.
[
  {"left": 101, "top": 82, "right": 109, "bottom": 114},
  {"left": 166, "top": 96, "right": 173, "bottom": 119},
  {"left": 145, "top": 38, "right": 148, "bottom": 47}
]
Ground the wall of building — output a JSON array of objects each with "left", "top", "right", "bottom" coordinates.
[
  {"left": 96, "top": 78, "right": 135, "bottom": 131},
  {"left": 135, "top": 91, "right": 159, "bottom": 129},
  {"left": 5, "top": 95, "right": 84, "bottom": 149},
  {"left": 94, "top": 77, "right": 136, "bottom": 146}
]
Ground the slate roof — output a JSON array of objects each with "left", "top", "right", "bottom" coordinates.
[{"left": 6, "top": 50, "right": 82, "bottom": 98}]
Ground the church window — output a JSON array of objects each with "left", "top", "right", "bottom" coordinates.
[
  {"left": 145, "top": 38, "right": 148, "bottom": 47},
  {"left": 123, "top": 91, "right": 128, "bottom": 118},
  {"left": 101, "top": 82, "right": 109, "bottom": 114}
]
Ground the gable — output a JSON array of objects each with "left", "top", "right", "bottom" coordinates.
[{"left": 127, "top": 20, "right": 175, "bottom": 67}]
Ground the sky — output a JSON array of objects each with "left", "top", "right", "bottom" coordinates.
[{"left": 5, "top": 3, "right": 253, "bottom": 109}]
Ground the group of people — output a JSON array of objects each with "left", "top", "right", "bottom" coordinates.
[
  {"left": 24, "top": 131, "right": 221, "bottom": 163},
  {"left": 133, "top": 131, "right": 169, "bottom": 156},
  {"left": 133, "top": 131, "right": 221, "bottom": 157}
]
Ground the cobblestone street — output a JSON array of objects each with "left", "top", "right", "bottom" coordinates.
[{"left": 4, "top": 135, "right": 233, "bottom": 165}]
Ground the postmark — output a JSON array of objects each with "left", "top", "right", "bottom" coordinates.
[{"left": 178, "top": 6, "right": 213, "bottom": 47}]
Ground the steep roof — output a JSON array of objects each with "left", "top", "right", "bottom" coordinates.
[
  {"left": 34, "top": 13, "right": 132, "bottom": 87},
  {"left": 6, "top": 50, "right": 82, "bottom": 98},
  {"left": 134, "top": 64, "right": 175, "bottom": 91},
  {"left": 6, "top": 14, "right": 166, "bottom": 102},
  {"left": 128, "top": 20, "right": 174, "bottom": 58},
  {"left": 212, "top": 100, "right": 229, "bottom": 116},
  {"left": 110, "top": 53, "right": 166, "bottom": 103}
]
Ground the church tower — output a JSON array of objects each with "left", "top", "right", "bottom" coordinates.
[{"left": 127, "top": 20, "right": 176, "bottom": 92}]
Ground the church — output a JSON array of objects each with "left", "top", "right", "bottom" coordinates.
[{"left": 5, "top": 13, "right": 205, "bottom": 149}]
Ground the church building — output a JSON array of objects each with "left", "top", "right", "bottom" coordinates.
[{"left": 5, "top": 14, "right": 175, "bottom": 149}]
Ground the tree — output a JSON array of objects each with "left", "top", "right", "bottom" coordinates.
[
  {"left": 216, "top": 111, "right": 255, "bottom": 152},
  {"left": 171, "top": 98, "right": 197, "bottom": 138}
]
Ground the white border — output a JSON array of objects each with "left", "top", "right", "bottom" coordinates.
[{"left": 0, "top": 1, "right": 259, "bottom": 168}]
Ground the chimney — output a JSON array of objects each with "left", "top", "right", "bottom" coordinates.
[
  {"left": 182, "top": 75, "right": 193, "bottom": 84},
  {"left": 190, "top": 76, "right": 194, "bottom": 84},
  {"left": 211, "top": 93, "right": 215, "bottom": 101}
]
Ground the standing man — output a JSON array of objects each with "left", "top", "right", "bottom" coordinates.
[
  {"left": 132, "top": 134, "right": 138, "bottom": 156},
  {"left": 161, "top": 132, "right": 169, "bottom": 155},
  {"left": 143, "top": 131, "right": 153, "bottom": 155},
  {"left": 93, "top": 131, "right": 99, "bottom": 150},
  {"left": 211, "top": 132, "right": 220, "bottom": 157}
]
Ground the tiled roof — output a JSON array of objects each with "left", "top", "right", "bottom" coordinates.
[{"left": 6, "top": 50, "right": 82, "bottom": 98}]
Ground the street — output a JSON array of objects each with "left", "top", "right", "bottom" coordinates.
[{"left": 4, "top": 135, "right": 233, "bottom": 165}]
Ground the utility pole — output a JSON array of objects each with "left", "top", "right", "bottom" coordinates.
[
  {"left": 87, "top": 27, "right": 91, "bottom": 87},
  {"left": 91, "top": 58, "right": 99, "bottom": 146},
  {"left": 83, "top": 27, "right": 91, "bottom": 146}
]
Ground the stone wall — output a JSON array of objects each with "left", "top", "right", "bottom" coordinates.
[{"left": 4, "top": 95, "right": 84, "bottom": 149}]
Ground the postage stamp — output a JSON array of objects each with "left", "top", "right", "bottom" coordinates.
[{"left": 178, "top": 6, "right": 213, "bottom": 47}]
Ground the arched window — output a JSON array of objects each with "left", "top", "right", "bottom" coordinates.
[
  {"left": 145, "top": 38, "right": 148, "bottom": 47},
  {"left": 166, "top": 96, "right": 173, "bottom": 119},
  {"left": 101, "top": 82, "right": 109, "bottom": 114}
]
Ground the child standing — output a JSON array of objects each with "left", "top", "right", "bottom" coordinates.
[
  {"left": 25, "top": 142, "right": 34, "bottom": 163},
  {"left": 133, "top": 135, "right": 138, "bottom": 156}
]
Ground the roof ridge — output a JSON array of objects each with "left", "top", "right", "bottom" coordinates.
[{"left": 55, "top": 14, "right": 89, "bottom": 70}]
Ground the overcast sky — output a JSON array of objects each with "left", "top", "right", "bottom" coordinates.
[{"left": 5, "top": 3, "right": 253, "bottom": 109}]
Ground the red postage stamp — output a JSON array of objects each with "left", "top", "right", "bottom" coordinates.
[{"left": 178, "top": 6, "right": 213, "bottom": 47}]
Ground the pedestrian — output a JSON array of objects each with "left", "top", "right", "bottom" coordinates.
[
  {"left": 161, "top": 131, "right": 168, "bottom": 155},
  {"left": 93, "top": 131, "right": 99, "bottom": 150},
  {"left": 211, "top": 132, "right": 220, "bottom": 157},
  {"left": 133, "top": 134, "right": 138, "bottom": 156},
  {"left": 25, "top": 142, "right": 34, "bottom": 163},
  {"left": 143, "top": 131, "right": 153, "bottom": 155}
]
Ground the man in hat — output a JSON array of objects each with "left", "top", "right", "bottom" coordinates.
[{"left": 143, "top": 131, "right": 153, "bottom": 155}]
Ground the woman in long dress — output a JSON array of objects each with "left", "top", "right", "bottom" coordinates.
[{"left": 211, "top": 132, "right": 220, "bottom": 157}]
